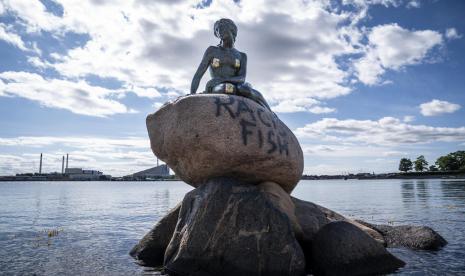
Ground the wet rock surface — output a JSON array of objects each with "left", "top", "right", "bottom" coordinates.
[
  {"left": 146, "top": 94, "right": 303, "bottom": 193},
  {"left": 313, "top": 202, "right": 386, "bottom": 245},
  {"left": 131, "top": 192, "right": 446, "bottom": 275},
  {"left": 310, "top": 221, "right": 405, "bottom": 276},
  {"left": 291, "top": 197, "right": 329, "bottom": 243},
  {"left": 130, "top": 204, "right": 181, "bottom": 267},
  {"left": 357, "top": 221, "right": 447, "bottom": 250},
  {"left": 163, "top": 178, "right": 306, "bottom": 276}
]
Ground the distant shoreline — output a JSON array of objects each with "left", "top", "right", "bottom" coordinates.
[{"left": 302, "top": 171, "right": 465, "bottom": 180}]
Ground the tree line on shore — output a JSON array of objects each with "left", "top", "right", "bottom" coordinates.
[{"left": 398, "top": 150, "right": 465, "bottom": 172}]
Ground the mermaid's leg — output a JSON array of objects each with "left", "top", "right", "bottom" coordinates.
[{"left": 236, "top": 84, "right": 271, "bottom": 111}]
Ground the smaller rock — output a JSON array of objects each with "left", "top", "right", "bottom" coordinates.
[
  {"left": 310, "top": 221, "right": 405, "bottom": 276},
  {"left": 129, "top": 204, "right": 180, "bottom": 267},
  {"left": 291, "top": 197, "right": 329, "bottom": 243},
  {"left": 358, "top": 221, "right": 447, "bottom": 250},
  {"left": 314, "top": 203, "right": 385, "bottom": 245}
]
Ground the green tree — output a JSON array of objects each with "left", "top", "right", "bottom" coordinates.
[
  {"left": 414, "top": 155, "right": 428, "bottom": 172},
  {"left": 435, "top": 151, "right": 465, "bottom": 171},
  {"left": 429, "top": 165, "right": 438, "bottom": 172},
  {"left": 399, "top": 158, "right": 413, "bottom": 172}
]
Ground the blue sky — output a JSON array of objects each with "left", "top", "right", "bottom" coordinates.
[{"left": 0, "top": 0, "right": 464, "bottom": 176}]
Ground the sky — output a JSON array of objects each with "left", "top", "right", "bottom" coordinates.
[{"left": 0, "top": 0, "right": 464, "bottom": 176}]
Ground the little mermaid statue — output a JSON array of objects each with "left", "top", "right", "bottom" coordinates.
[{"left": 190, "top": 18, "right": 271, "bottom": 111}]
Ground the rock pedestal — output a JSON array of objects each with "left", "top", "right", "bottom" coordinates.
[
  {"left": 146, "top": 94, "right": 303, "bottom": 193},
  {"left": 131, "top": 94, "right": 446, "bottom": 275},
  {"left": 164, "top": 178, "right": 306, "bottom": 276}
]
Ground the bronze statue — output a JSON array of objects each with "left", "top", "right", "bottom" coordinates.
[{"left": 190, "top": 18, "right": 271, "bottom": 111}]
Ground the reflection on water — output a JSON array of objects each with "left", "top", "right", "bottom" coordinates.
[
  {"left": 401, "top": 180, "right": 415, "bottom": 202},
  {"left": 441, "top": 180, "right": 465, "bottom": 200},
  {"left": 0, "top": 179, "right": 464, "bottom": 275},
  {"left": 400, "top": 180, "right": 432, "bottom": 209}
]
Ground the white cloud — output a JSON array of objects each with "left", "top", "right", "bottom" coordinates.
[
  {"left": 0, "top": 136, "right": 148, "bottom": 149},
  {"left": 152, "top": 102, "right": 164, "bottom": 110},
  {"left": 123, "top": 84, "right": 162, "bottom": 99},
  {"left": 406, "top": 0, "right": 420, "bottom": 8},
  {"left": 419, "top": 99, "right": 461, "bottom": 116},
  {"left": 295, "top": 116, "right": 465, "bottom": 146},
  {"left": 354, "top": 24, "right": 443, "bottom": 85},
  {"left": 0, "top": 71, "right": 134, "bottom": 117},
  {"left": 403, "top": 115, "right": 415, "bottom": 123},
  {"left": 273, "top": 98, "right": 335, "bottom": 114},
  {"left": 0, "top": 136, "right": 157, "bottom": 176},
  {"left": 1, "top": 0, "right": 66, "bottom": 33},
  {"left": 445, "top": 28, "right": 461, "bottom": 40},
  {"left": 0, "top": 23, "right": 27, "bottom": 50},
  {"left": 302, "top": 144, "right": 404, "bottom": 158}
]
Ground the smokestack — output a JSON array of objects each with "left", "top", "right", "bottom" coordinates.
[
  {"left": 157, "top": 157, "right": 159, "bottom": 167},
  {"left": 61, "top": 156, "right": 65, "bottom": 174},
  {"left": 39, "top": 153, "right": 43, "bottom": 174},
  {"left": 66, "top": 153, "right": 69, "bottom": 170}
]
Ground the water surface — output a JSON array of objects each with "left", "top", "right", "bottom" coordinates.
[{"left": 0, "top": 179, "right": 464, "bottom": 275}]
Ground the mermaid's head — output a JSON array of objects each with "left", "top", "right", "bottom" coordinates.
[{"left": 214, "top": 18, "right": 237, "bottom": 45}]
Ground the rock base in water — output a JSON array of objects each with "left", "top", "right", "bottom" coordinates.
[
  {"left": 131, "top": 181, "right": 447, "bottom": 275},
  {"left": 129, "top": 204, "right": 181, "bottom": 267},
  {"left": 357, "top": 221, "right": 448, "bottom": 250},
  {"left": 310, "top": 221, "right": 405, "bottom": 276},
  {"left": 163, "top": 178, "right": 306, "bottom": 276}
]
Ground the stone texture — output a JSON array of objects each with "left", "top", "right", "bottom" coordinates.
[
  {"left": 258, "top": 181, "right": 303, "bottom": 238},
  {"left": 310, "top": 221, "right": 405, "bottom": 276},
  {"left": 164, "top": 178, "right": 306, "bottom": 276},
  {"left": 291, "top": 197, "right": 330, "bottom": 274},
  {"left": 313, "top": 202, "right": 385, "bottom": 245},
  {"left": 129, "top": 204, "right": 180, "bottom": 267},
  {"left": 357, "top": 221, "right": 447, "bottom": 250},
  {"left": 146, "top": 94, "right": 303, "bottom": 193},
  {"left": 291, "top": 197, "right": 329, "bottom": 243}
]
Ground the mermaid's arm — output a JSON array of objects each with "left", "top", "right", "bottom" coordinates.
[{"left": 190, "top": 46, "right": 213, "bottom": 94}]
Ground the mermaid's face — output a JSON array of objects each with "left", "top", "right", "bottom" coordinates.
[{"left": 218, "top": 25, "right": 236, "bottom": 44}]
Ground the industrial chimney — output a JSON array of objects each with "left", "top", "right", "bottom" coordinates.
[
  {"left": 66, "top": 153, "right": 69, "bottom": 171},
  {"left": 39, "top": 153, "right": 43, "bottom": 174},
  {"left": 61, "top": 156, "right": 65, "bottom": 174}
]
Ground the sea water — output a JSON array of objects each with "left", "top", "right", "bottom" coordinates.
[{"left": 0, "top": 179, "right": 464, "bottom": 275}]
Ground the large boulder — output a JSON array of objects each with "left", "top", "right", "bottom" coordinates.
[
  {"left": 129, "top": 204, "right": 181, "bottom": 267},
  {"left": 164, "top": 177, "right": 306, "bottom": 276},
  {"left": 357, "top": 221, "right": 447, "bottom": 250},
  {"left": 310, "top": 221, "right": 405, "bottom": 276},
  {"left": 146, "top": 94, "right": 303, "bottom": 193}
]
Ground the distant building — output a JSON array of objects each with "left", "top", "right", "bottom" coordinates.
[
  {"left": 130, "top": 164, "right": 170, "bottom": 180},
  {"left": 65, "top": 168, "right": 104, "bottom": 180}
]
